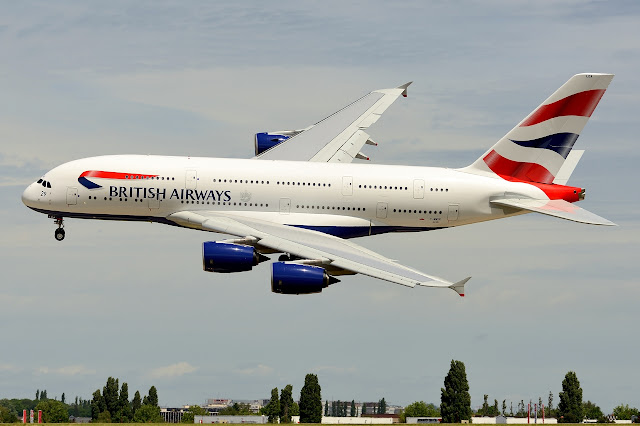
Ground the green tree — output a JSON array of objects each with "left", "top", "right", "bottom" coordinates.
[
  {"left": 181, "top": 405, "right": 208, "bottom": 423},
  {"left": 280, "top": 384, "right": 294, "bottom": 423},
  {"left": 502, "top": 400, "right": 507, "bottom": 416},
  {"left": 97, "top": 411, "right": 112, "bottom": 423},
  {"left": 325, "top": 401, "right": 329, "bottom": 416},
  {"left": 91, "top": 389, "right": 105, "bottom": 420},
  {"left": 35, "top": 399, "right": 69, "bottom": 423},
  {"left": 147, "top": 386, "right": 159, "bottom": 407},
  {"left": 613, "top": 404, "right": 639, "bottom": 420},
  {"left": 401, "top": 401, "right": 440, "bottom": 422},
  {"left": 557, "top": 371, "right": 583, "bottom": 423},
  {"left": 268, "top": 387, "right": 280, "bottom": 423},
  {"left": 116, "top": 382, "right": 133, "bottom": 422},
  {"left": 103, "top": 377, "right": 120, "bottom": 417},
  {"left": 41, "top": 390, "right": 47, "bottom": 401},
  {"left": 61, "top": 393, "right": 65, "bottom": 404},
  {"left": 133, "top": 404, "right": 162, "bottom": 423},
  {"left": 132, "top": 391, "right": 142, "bottom": 417},
  {"left": 440, "top": 360, "right": 472, "bottom": 423},
  {"left": 299, "top": 373, "right": 322, "bottom": 423},
  {"left": 351, "top": 400, "right": 356, "bottom": 417},
  {"left": 548, "top": 392, "right": 555, "bottom": 417},
  {"left": 583, "top": 401, "right": 605, "bottom": 421},
  {"left": 291, "top": 402, "right": 299, "bottom": 417},
  {"left": 362, "top": 403, "right": 367, "bottom": 415},
  {"left": 493, "top": 399, "right": 499, "bottom": 417},
  {"left": 379, "top": 398, "right": 387, "bottom": 415},
  {"left": 36, "top": 390, "right": 40, "bottom": 401},
  {"left": 479, "top": 394, "right": 490, "bottom": 416},
  {"left": 219, "top": 403, "right": 253, "bottom": 416},
  {"left": 0, "top": 404, "right": 19, "bottom": 423}
]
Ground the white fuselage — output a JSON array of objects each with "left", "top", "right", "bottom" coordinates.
[{"left": 22, "top": 155, "right": 545, "bottom": 237}]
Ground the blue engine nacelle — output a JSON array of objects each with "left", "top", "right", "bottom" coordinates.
[
  {"left": 271, "top": 262, "right": 340, "bottom": 295},
  {"left": 202, "top": 242, "right": 268, "bottom": 273},
  {"left": 254, "top": 132, "right": 291, "bottom": 155}
]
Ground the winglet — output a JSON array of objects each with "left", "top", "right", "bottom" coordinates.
[
  {"left": 449, "top": 277, "right": 471, "bottom": 297},
  {"left": 398, "top": 81, "right": 412, "bottom": 97}
]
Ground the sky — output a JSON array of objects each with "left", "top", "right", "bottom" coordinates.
[{"left": 1, "top": 0, "right": 639, "bottom": 415}]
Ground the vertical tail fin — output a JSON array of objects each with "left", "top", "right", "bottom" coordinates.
[{"left": 462, "top": 73, "right": 614, "bottom": 183}]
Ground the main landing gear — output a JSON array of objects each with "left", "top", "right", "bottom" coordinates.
[{"left": 51, "top": 216, "right": 65, "bottom": 241}]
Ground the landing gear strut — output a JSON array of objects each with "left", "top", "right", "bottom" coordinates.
[{"left": 52, "top": 216, "right": 65, "bottom": 241}]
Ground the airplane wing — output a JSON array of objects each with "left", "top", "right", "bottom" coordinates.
[
  {"left": 168, "top": 210, "right": 470, "bottom": 296},
  {"left": 254, "top": 82, "right": 412, "bottom": 163},
  {"left": 491, "top": 198, "right": 615, "bottom": 226}
]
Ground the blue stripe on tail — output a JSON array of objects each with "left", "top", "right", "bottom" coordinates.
[{"left": 509, "top": 133, "right": 579, "bottom": 159}]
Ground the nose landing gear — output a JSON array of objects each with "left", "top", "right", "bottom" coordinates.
[{"left": 52, "top": 216, "right": 65, "bottom": 241}]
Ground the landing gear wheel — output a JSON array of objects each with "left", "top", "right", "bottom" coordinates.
[
  {"left": 51, "top": 216, "right": 65, "bottom": 241},
  {"left": 55, "top": 228, "right": 65, "bottom": 241}
]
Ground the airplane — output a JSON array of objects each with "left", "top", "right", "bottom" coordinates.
[{"left": 22, "top": 73, "right": 615, "bottom": 297}]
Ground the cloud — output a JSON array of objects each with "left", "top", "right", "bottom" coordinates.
[
  {"left": 149, "top": 362, "right": 198, "bottom": 379},
  {"left": 0, "top": 363, "right": 22, "bottom": 373},
  {"left": 233, "top": 364, "right": 274, "bottom": 377},
  {"left": 35, "top": 365, "right": 96, "bottom": 376}
]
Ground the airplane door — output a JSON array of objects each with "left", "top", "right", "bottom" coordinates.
[
  {"left": 279, "top": 198, "right": 291, "bottom": 214},
  {"left": 448, "top": 204, "right": 459, "bottom": 221},
  {"left": 413, "top": 179, "right": 425, "bottom": 199},
  {"left": 185, "top": 170, "right": 197, "bottom": 189},
  {"left": 376, "top": 202, "right": 388, "bottom": 219},
  {"left": 342, "top": 176, "right": 353, "bottom": 196},
  {"left": 66, "top": 187, "right": 77, "bottom": 205}
]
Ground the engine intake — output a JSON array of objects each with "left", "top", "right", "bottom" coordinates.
[
  {"left": 202, "top": 242, "right": 268, "bottom": 273},
  {"left": 271, "top": 262, "right": 340, "bottom": 295}
]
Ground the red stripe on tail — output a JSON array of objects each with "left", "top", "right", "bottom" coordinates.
[
  {"left": 520, "top": 89, "right": 606, "bottom": 127},
  {"left": 483, "top": 150, "right": 555, "bottom": 184}
]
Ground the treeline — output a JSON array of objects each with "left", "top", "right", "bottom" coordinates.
[
  {"left": 90, "top": 377, "right": 163, "bottom": 423},
  {"left": 260, "top": 373, "right": 321, "bottom": 423},
  {"left": 0, "top": 389, "right": 91, "bottom": 423},
  {"left": 401, "top": 361, "right": 640, "bottom": 424},
  {"left": 0, "top": 378, "right": 163, "bottom": 424}
]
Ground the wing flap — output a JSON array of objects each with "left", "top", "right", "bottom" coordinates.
[
  {"left": 491, "top": 198, "right": 615, "bottom": 226},
  {"left": 168, "top": 210, "right": 467, "bottom": 291}
]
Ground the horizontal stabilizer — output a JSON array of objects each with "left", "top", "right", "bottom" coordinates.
[
  {"left": 449, "top": 277, "right": 471, "bottom": 297},
  {"left": 491, "top": 198, "right": 615, "bottom": 226}
]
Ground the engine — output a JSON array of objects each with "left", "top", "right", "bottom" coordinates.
[
  {"left": 254, "top": 132, "right": 291, "bottom": 155},
  {"left": 271, "top": 262, "right": 340, "bottom": 295},
  {"left": 202, "top": 242, "right": 268, "bottom": 273}
]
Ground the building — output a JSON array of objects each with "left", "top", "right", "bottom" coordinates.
[
  {"left": 292, "top": 416, "right": 394, "bottom": 424},
  {"left": 161, "top": 407, "right": 187, "bottom": 423},
  {"left": 405, "top": 417, "right": 441, "bottom": 424},
  {"left": 194, "top": 415, "right": 268, "bottom": 424}
]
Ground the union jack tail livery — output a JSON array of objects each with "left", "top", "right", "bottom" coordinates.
[{"left": 464, "top": 73, "right": 614, "bottom": 184}]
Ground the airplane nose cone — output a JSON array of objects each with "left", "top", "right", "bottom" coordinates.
[{"left": 22, "top": 184, "right": 36, "bottom": 207}]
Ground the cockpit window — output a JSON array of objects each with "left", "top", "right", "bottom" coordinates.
[
  {"left": 37, "top": 179, "right": 43, "bottom": 184},
  {"left": 46, "top": 181, "right": 51, "bottom": 188}
]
